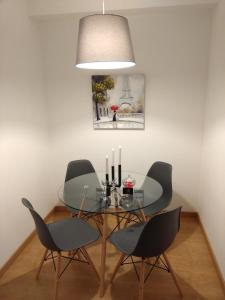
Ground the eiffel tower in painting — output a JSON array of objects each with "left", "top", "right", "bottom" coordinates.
[{"left": 119, "top": 76, "right": 134, "bottom": 108}]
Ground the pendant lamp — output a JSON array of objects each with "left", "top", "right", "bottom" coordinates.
[{"left": 76, "top": 0, "right": 135, "bottom": 70}]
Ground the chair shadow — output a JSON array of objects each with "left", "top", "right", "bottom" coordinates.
[
  {"left": 109, "top": 268, "right": 206, "bottom": 300},
  {"left": 0, "top": 260, "right": 99, "bottom": 300},
  {"left": 167, "top": 191, "right": 200, "bottom": 251}
]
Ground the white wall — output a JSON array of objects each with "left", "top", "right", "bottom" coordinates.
[
  {"left": 199, "top": 0, "right": 225, "bottom": 279},
  {"left": 40, "top": 6, "right": 212, "bottom": 211},
  {"left": 0, "top": 0, "right": 53, "bottom": 268},
  {"left": 1, "top": 0, "right": 221, "bottom": 277}
]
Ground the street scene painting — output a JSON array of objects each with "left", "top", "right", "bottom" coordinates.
[{"left": 92, "top": 74, "right": 145, "bottom": 129}]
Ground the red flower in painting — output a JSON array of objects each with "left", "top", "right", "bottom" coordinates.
[{"left": 111, "top": 105, "right": 119, "bottom": 112}]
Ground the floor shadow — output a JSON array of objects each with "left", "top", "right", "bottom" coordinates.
[
  {"left": 110, "top": 267, "right": 206, "bottom": 300},
  {"left": 0, "top": 260, "right": 99, "bottom": 300}
]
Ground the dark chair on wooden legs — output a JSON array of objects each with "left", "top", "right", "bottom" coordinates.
[
  {"left": 65, "top": 159, "right": 97, "bottom": 182},
  {"left": 142, "top": 161, "right": 172, "bottom": 216},
  {"left": 110, "top": 207, "right": 183, "bottom": 300},
  {"left": 22, "top": 198, "right": 99, "bottom": 300},
  {"left": 65, "top": 159, "right": 97, "bottom": 216},
  {"left": 125, "top": 161, "right": 173, "bottom": 226},
  {"left": 64, "top": 160, "right": 103, "bottom": 231}
]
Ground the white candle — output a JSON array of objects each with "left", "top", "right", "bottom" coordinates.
[
  {"left": 118, "top": 145, "right": 122, "bottom": 165},
  {"left": 112, "top": 148, "right": 115, "bottom": 166},
  {"left": 106, "top": 155, "right": 109, "bottom": 174}
]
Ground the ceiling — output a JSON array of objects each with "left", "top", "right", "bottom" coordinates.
[{"left": 28, "top": 0, "right": 218, "bottom": 17}]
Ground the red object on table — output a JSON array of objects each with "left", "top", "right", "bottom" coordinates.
[{"left": 124, "top": 181, "right": 134, "bottom": 188}]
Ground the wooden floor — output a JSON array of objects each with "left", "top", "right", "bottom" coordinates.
[{"left": 0, "top": 212, "right": 224, "bottom": 300}]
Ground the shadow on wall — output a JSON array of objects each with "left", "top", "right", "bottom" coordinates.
[{"left": 168, "top": 191, "right": 196, "bottom": 212}]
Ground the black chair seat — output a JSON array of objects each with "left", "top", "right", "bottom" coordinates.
[
  {"left": 48, "top": 217, "right": 99, "bottom": 251},
  {"left": 110, "top": 222, "right": 146, "bottom": 255}
]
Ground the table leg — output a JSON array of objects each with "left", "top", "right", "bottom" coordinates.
[
  {"left": 138, "top": 258, "right": 145, "bottom": 300},
  {"left": 140, "top": 208, "right": 147, "bottom": 222},
  {"left": 115, "top": 207, "right": 121, "bottom": 230},
  {"left": 99, "top": 213, "right": 107, "bottom": 297}
]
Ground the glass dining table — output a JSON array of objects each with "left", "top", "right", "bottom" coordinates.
[{"left": 58, "top": 171, "right": 163, "bottom": 297}]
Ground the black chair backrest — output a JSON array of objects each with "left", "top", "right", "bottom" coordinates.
[
  {"left": 21, "top": 198, "right": 59, "bottom": 252},
  {"left": 132, "top": 207, "right": 181, "bottom": 258},
  {"left": 147, "top": 161, "right": 172, "bottom": 198},
  {"left": 65, "top": 160, "right": 96, "bottom": 182}
]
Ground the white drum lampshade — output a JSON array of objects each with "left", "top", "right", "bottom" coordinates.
[{"left": 76, "top": 14, "right": 136, "bottom": 70}]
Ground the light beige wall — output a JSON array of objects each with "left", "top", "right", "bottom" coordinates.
[
  {"left": 40, "top": 6, "right": 212, "bottom": 212},
  {"left": 199, "top": 0, "right": 225, "bottom": 279},
  {"left": 0, "top": 0, "right": 53, "bottom": 268}
]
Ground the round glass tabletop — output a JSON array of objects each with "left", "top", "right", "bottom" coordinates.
[{"left": 58, "top": 172, "right": 163, "bottom": 214}]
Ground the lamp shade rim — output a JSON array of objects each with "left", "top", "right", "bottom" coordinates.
[
  {"left": 76, "top": 61, "right": 136, "bottom": 70},
  {"left": 79, "top": 13, "right": 128, "bottom": 22}
]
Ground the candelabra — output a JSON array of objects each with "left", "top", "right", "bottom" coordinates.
[{"left": 105, "top": 164, "right": 121, "bottom": 196}]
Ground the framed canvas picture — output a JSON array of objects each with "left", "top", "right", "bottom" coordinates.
[{"left": 92, "top": 74, "right": 145, "bottom": 129}]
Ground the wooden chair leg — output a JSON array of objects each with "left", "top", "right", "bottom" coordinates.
[
  {"left": 97, "top": 214, "right": 104, "bottom": 225},
  {"left": 94, "top": 214, "right": 103, "bottom": 225},
  {"left": 76, "top": 250, "right": 82, "bottom": 260},
  {"left": 100, "top": 213, "right": 107, "bottom": 297},
  {"left": 123, "top": 213, "right": 131, "bottom": 228},
  {"left": 138, "top": 259, "right": 145, "bottom": 300},
  {"left": 68, "top": 249, "right": 80, "bottom": 260},
  {"left": 93, "top": 216, "right": 103, "bottom": 235},
  {"left": 96, "top": 222, "right": 103, "bottom": 236},
  {"left": 54, "top": 252, "right": 61, "bottom": 300},
  {"left": 81, "top": 248, "right": 100, "bottom": 280},
  {"left": 123, "top": 213, "right": 137, "bottom": 228},
  {"left": 110, "top": 253, "right": 126, "bottom": 283},
  {"left": 116, "top": 214, "right": 121, "bottom": 230},
  {"left": 36, "top": 248, "right": 48, "bottom": 280},
  {"left": 163, "top": 253, "right": 183, "bottom": 298},
  {"left": 123, "top": 213, "right": 141, "bottom": 228}
]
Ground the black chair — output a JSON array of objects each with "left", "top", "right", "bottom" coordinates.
[
  {"left": 65, "top": 159, "right": 96, "bottom": 182},
  {"left": 64, "top": 159, "right": 103, "bottom": 231},
  {"left": 124, "top": 161, "right": 172, "bottom": 226},
  {"left": 22, "top": 198, "right": 100, "bottom": 300},
  {"left": 142, "top": 161, "right": 172, "bottom": 216},
  {"left": 110, "top": 207, "right": 183, "bottom": 300},
  {"left": 64, "top": 160, "right": 94, "bottom": 216}
]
